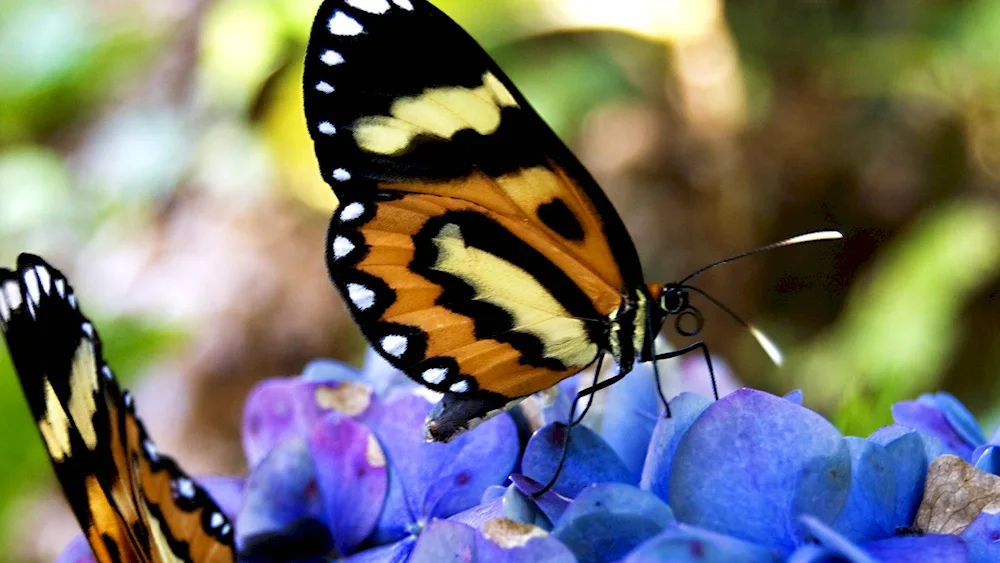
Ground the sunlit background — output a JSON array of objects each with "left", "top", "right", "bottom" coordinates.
[{"left": 1, "top": 0, "right": 999, "bottom": 559}]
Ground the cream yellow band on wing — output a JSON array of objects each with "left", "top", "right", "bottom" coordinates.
[
  {"left": 430, "top": 222, "right": 597, "bottom": 368},
  {"left": 355, "top": 72, "right": 519, "bottom": 156}
]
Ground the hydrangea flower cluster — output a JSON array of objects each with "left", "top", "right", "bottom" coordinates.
[{"left": 58, "top": 352, "right": 1000, "bottom": 563}]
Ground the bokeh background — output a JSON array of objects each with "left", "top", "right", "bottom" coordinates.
[{"left": 1, "top": 0, "right": 999, "bottom": 559}]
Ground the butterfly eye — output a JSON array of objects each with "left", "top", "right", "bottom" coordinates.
[{"left": 660, "top": 285, "right": 688, "bottom": 315}]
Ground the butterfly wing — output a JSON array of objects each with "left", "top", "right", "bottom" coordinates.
[
  {"left": 0, "top": 255, "right": 235, "bottom": 563},
  {"left": 303, "top": 0, "right": 644, "bottom": 412}
]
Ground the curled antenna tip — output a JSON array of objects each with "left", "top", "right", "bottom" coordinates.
[
  {"left": 780, "top": 231, "right": 844, "bottom": 246},
  {"left": 749, "top": 325, "right": 784, "bottom": 367}
]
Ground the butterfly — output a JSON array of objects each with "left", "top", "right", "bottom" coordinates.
[
  {"left": 303, "top": 0, "right": 841, "bottom": 442},
  {"left": 0, "top": 255, "right": 235, "bottom": 563}
]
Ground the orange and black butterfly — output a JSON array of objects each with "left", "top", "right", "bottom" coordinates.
[
  {"left": 0, "top": 255, "right": 235, "bottom": 563},
  {"left": 304, "top": 0, "right": 841, "bottom": 441}
]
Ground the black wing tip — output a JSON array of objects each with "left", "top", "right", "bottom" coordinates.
[{"left": 0, "top": 253, "right": 80, "bottom": 335}]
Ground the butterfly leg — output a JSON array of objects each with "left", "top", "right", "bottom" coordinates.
[
  {"left": 652, "top": 341, "right": 719, "bottom": 401},
  {"left": 533, "top": 353, "right": 606, "bottom": 498}
]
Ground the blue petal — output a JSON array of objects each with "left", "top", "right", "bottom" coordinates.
[
  {"left": 785, "top": 390, "right": 805, "bottom": 405},
  {"left": 543, "top": 374, "right": 581, "bottom": 426},
  {"left": 668, "top": 389, "right": 850, "bottom": 552},
  {"left": 623, "top": 524, "right": 781, "bottom": 563},
  {"left": 309, "top": 413, "right": 388, "bottom": 555},
  {"left": 522, "top": 423, "right": 634, "bottom": 498},
  {"left": 961, "top": 507, "right": 1000, "bottom": 563},
  {"left": 893, "top": 400, "right": 977, "bottom": 460},
  {"left": 482, "top": 485, "right": 507, "bottom": 503},
  {"left": 799, "top": 515, "right": 878, "bottom": 563},
  {"left": 867, "top": 425, "right": 928, "bottom": 528},
  {"left": 973, "top": 445, "right": 1000, "bottom": 476},
  {"left": 785, "top": 544, "right": 843, "bottom": 563},
  {"left": 553, "top": 483, "right": 675, "bottom": 563},
  {"left": 236, "top": 438, "right": 331, "bottom": 560},
  {"left": 339, "top": 538, "right": 416, "bottom": 563},
  {"left": 364, "top": 394, "right": 519, "bottom": 540},
  {"left": 56, "top": 535, "right": 96, "bottom": 563},
  {"left": 502, "top": 483, "right": 554, "bottom": 530},
  {"left": 864, "top": 534, "right": 969, "bottom": 562},
  {"left": 639, "top": 393, "right": 712, "bottom": 504},
  {"left": 921, "top": 393, "right": 986, "bottom": 447},
  {"left": 830, "top": 438, "right": 896, "bottom": 544},
  {"left": 601, "top": 362, "right": 661, "bottom": 479},
  {"left": 510, "top": 474, "right": 571, "bottom": 525},
  {"left": 301, "top": 358, "right": 366, "bottom": 383}
]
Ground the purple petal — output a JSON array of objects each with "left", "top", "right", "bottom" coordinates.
[
  {"left": 522, "top": 423, "right": 634, "bottom": 498},
  {"left": 552, "top": 483, "right": 675, "bottom": 563},
  {"left": 623, "top": 524, "right": 780, "bottom": 563},
  {"left": 309, "top": 413, "right": 388, "bottom": 555},
  {"left": 865, "top": 534, "right": 969, "bottom": 562},
  {"left": 892, "top": 400, "right": 977, "bottom": 461},
  {"left": 601, "top": 362, "right": 661, "bottom": 479},
  {"left": 867, "top": 425, "right": 928, "bottom": 528},
  {"left": 409, "top": 519, "right": 575, "bottom": 563},
  {"left": 830, "top": 438, "right": 896, "bottom": 543},
  {"left": 511, "top": 474, "right": 571, "bottom": 525},
  {"left": 669, "top": 389, "right": 850, "bottom": 552},
  {"left": 242, "top": 376, "right": 380, "bottom": 466},
  {"left": 482, "top": 485, "right": 507, "bottom": 503},
  {"left": 973, "top": 445, "right": 1000, "bottom": 476},
  {"left": 920, "top": 393, "right": 986, "bottom": 447},
  {"left": 640, "top": 393, "right": 712, "bottom": 504},
  {"left": 450, "top": 497, "right": 505, "bottom": 529},
  {"left": 961, "top": 508, "right": 1000, "bottom": 563},
  {"left": 236, "top": 438, "right": 331, "bottom": 558},
  {"left": 56, "top": 535, "right": 96, "bottom": 563},
  {"left": 340, "top": 538, "right": 416, "bottom": 563},
  {"left": 365, "top": 394, "right": 519, "bottom": 539},
  {"left": 197, "top": 475, "right": 244, "bottom": 519}
]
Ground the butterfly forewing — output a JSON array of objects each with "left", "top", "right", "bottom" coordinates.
[
  {"left": 0, "top": 255, "right": 235, "bottom": 563},
  {"left": 304, "top": 0, "right": 644, "bottom": 402}
]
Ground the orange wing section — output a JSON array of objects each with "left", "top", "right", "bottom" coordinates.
[
  {"left": 329, "top": 188, "right": 620, "bottom": 398},
  {"left": 381, "top": 163, "right": 627, "bottom": 295}
]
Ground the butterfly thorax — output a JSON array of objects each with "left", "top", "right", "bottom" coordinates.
[{"left": 608, "top": 284, "right": 666, "bottom": 374}]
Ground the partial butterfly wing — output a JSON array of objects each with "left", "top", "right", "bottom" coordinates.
[
  {"left": 0, "top": 255, "right": 235, "bottom": 563},
  {"left": 303, "top": 0, "right": 645, "bottom": 428}
]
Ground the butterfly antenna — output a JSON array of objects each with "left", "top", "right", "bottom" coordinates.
[
  {"left": 679, "top": 230, "right": 843, "bottom": 285},
  {"left": 681, "top": 285, "right": 784, "bottom": 366}
]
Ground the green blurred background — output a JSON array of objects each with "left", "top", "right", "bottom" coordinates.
[{"left": 1, "top": 0, "right": 999, "bottom": 559}]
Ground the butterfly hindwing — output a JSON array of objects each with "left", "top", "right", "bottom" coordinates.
[
  {"left": 305, "top": 0, "right": 645, "bottom": 405},
  {"left": 0, "top": 255, "right": 235, "bottom": 563}
]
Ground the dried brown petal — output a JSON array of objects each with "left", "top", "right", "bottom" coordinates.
[
  {"left": 481, "top": 518, "right": 548, "bottom": 549},
  {"left": 916, "top": 454, "right": 1000, "bottom": 534}
]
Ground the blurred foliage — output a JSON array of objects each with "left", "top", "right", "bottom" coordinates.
[{"left": 0, "top": 0, "right": 999, "bottom": 560}]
